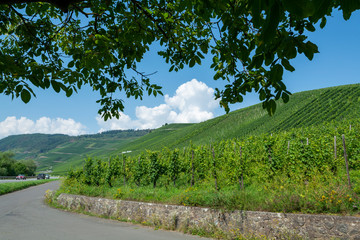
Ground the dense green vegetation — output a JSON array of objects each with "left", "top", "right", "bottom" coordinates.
[
  {"left": 0, "top": 180, "right": 54, "bottom": 195},
  {"left": 0, "top": 152, "right": 36, "bottom": 176},
  {"left": 1, "top": 84, "right": 360, "bottom": 176},
  {"left": 62, "top": 119, "right": 360, "bottom": 215}
]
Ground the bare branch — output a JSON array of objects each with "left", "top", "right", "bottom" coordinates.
[{"left": 131, "top": 67, "right": 158, "bottom": 79}]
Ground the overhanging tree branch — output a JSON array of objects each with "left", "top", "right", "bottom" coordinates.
[{"left": 1, "top": 0, "right": 359, "bottom": 118}]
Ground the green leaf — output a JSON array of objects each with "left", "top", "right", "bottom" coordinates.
[
  {"left": 250, "top": 54, "right": 264, "bottom": 69},
  {"left": 21, "top": 89, "right": 31, "bottom": 103},
  {"left": 200, "top": 43, "right": 208, "bottom": 54},
  {"left": 282, "top": 92, "right": 290, "bottom": 103},
  {"left": 303, "top": 41, "right": 319, "bottom": 60},
  {"left": 66, "top": 88, "right": 73, "bottom": 97},
  {"left": 68, "top": 61, "right": 74, "bottom": 68},
  {"left": 281, "top": 59, "right": 295, "bottom": 72},
  {"left": 51, "top": 80, "right": 61, "bottom": 93},
  {"left": 16, "top": 85, "right": 23, "bottom": 93},
  {"left": 44, "top": 77, "right": 50, "bottom": 89},
  {"left": 195, "top": 56, "right": 201, "bottom": 65},
  {"left": 189, "top": 58, "right": 196, "bottom": 68},
  {"left": 262, "top": 2, "right": 281, "bottom": 42},
  {"left": 320, "top": 17, "right": 327, "bottom": 29},
  {"left": 259, "top": 89, "right": 266, "bottom": 101},
  {"left": 268, "top": 99, "right": 276, "bottom": 116},
  {"left": 340, "top": 0, "right": 360, "bottom": 20},
  {"left": 270, "top": 64, "right": 283, "bottom": 83},
  {"left": 264, "top": 52, "right": 274, "bottom": 66},
  {"left": 305, "top": 23, "right": 316, "bottom": 32},
  {"left": 197, "top": 51, "right": 205, "bottom": 59},
  {"left": 275, "top": 90, "right": 282, "bottom": 100},
  {"left": 214, "top": 71, "right": 222, "bottom": 80}
]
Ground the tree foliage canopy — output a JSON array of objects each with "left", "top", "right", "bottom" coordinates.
[
  {"left": 1, "top": 0, "right": 359, "bottom": 118},
  {"left": 0, "top": 151, "right": 37, "bottom": 176}
]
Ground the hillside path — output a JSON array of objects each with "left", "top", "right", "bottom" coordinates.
[{"left": 0, "top": 181, "right": 208, "bottom": 240}]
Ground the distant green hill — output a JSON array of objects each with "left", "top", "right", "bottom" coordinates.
[
  {"left": 0, "top": 134, "right": 71, "bottom": 154},
  {"left": 0, "top": 130, "right": 151, "bottom": 174},
  {"left": 1, "top": 84, "right": 359, "bottom": 174}
]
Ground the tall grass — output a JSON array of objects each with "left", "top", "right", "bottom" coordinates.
[
  {"left": 59, "top": 169, "right": 360, "bottom": 215},
  {"left": 0, "top": 180, "right": 54, "bottom": 195}
]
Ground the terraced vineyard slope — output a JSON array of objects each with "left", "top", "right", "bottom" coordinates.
[{"left": 116, "top": 84, "right": 360, "bottom": 151}]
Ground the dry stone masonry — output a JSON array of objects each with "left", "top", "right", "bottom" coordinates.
[{"left": 57, "top": 193, "right": 360, "bottom": 239}]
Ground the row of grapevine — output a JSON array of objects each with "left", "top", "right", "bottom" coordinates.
[{"left": 68, "top": 119, "right": 360, "bottom": 189}]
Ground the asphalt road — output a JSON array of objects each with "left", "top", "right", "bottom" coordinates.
[{"left": 0, "top": 181, "right": 209, "bottom": 240}]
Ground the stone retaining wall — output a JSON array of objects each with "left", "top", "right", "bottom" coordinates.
[{"left": 57, "top": 193, "right": 360, "bottom": 239}]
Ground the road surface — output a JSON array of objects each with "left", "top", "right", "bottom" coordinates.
[{"left": 0, "top": 181, "right": 209, "bottom": 240}]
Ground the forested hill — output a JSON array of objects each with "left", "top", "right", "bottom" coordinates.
[
  {"left": 0, "top": 134, "right": 71, "bottom": 154},
  {"left": 0, "top": 129, "right": 151, "bottom": 172},
  {"left": 0, "top": 130, "right": 151, "bottom": 154}
]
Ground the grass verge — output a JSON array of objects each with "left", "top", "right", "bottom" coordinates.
[
  {"left": 0, "top": 179, "right": 55, "bottom": 195},
  {"left": 58, "top": 170, "right": 360, "bottom": 215}
]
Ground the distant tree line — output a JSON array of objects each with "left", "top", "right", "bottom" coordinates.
[{"left": 0, "top": 152, "right": 37, "bottom": 176}]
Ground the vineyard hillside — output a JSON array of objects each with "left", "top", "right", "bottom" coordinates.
[
  {"left": 0, "top": 84, "right": 359, "bottom": 174},
  {"left": 112, "top": 84, "right": 360, "bottom": 152}
]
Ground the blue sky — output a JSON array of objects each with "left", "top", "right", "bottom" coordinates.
[{"left": 0, "top": 10, "right": 359, "bottom": 139}]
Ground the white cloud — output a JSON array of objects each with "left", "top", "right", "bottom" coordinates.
[
  {"left": 164, "top": 79, "right": 219, "bottom": 123},
  {"left": 97, "top": 79, "right": 220, "bottom": 131},
  {"left": 0, "top": 116, "right": 87, "bottom": 139},
  {"left": 96, "top": 113, "right": 137, "bottom": 132},
  {"left": 135, "top": 104, "right": 172, "bottom": 129}
]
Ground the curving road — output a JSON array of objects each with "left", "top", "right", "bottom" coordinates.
[{"left": 0, "top": 181, "right": 209, "bottom": 240}]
